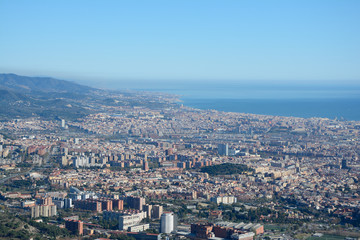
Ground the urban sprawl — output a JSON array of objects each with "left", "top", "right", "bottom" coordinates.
[{"left": 1, "top": 92, "right": 360, "bottom": 240}]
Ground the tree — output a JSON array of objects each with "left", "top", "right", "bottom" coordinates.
[{"left": 110, "top": 233, "right": 136, "bottom": 240}]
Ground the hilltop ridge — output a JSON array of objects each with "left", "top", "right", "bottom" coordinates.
[
  {"left": 0, "top": 73, "right": 179, "bottom": 120},
  {"left": 0, "top": 73, "right": 95, "bottom": 93}
]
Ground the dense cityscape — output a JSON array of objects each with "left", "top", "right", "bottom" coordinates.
[
  {"left": 1, "top": 0, "right": 360, "bottom": 239},
  {"left": 1, "top": 77, "right": 360, "bottom": 240}
]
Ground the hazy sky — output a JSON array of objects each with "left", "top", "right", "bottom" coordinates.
[{"left": 0, "top": 0, "right": 359, "bottom": 84}]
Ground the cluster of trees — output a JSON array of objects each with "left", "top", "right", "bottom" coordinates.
[
  {"left": 0, "top": 211, "right": 70, "bottom": 240},
  {"left": 97, "top": 217, "right": 120, "bottom": 230},
  {"left": 200, "top": 163, "right": 253, "bottom": 176},
  {"left": 0, "top": 228, "right": 31, "bottom": 239},
  {"left": 222, "top": 207, "right": 309, "bottom": 224},
  {"left": 0, "top": 219, "right": 31, "bottom": 239},
  {"left": 28, "top": 220, "right": 70, "bottom": 239},
  {"left": 109, "top": 233, "right": 136, "bottom": 240},
  {"left": 176, "top": 204, "right": 193, "bottom": 219},
  {"left": 9, "top": 179, "right": 32, "bottom": 188}
]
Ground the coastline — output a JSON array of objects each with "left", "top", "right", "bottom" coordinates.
[
  {"left": 179, "top": 97, "right": 360, "bottom": 121},
  {"left": 115, "top": 82, "right": 360, "bottom": 121}
]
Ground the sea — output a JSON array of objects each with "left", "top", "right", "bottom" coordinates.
[{"left": 111, "top": 81, "right": 360, "bottom": 121}]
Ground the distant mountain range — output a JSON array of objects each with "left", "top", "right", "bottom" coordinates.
[
  {"left": 0, "top": 73, "right": 94, "bottom": 93},
  {"left": 0, "top": 73, "right": 98, "bottom": 120},
  {"left": 0, "top": 73, "right": 178, "bottom": 121}
]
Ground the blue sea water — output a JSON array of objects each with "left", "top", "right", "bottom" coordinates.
[
  {"left": 181, "top": 98, "right": 360, "bottom": 121},
  {"left": 111, "top": 81, "right": 360, "bottom": 121}
]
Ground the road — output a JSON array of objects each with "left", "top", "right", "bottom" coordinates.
[{"left": 0, "top": 166, "right": 34, "bottom": 184}]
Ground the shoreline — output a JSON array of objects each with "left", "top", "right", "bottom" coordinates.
[{"left": 178, "top": 97, "right": 360, "bottom": 122}]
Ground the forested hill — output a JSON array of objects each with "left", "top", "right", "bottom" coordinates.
[
  {"left": 200, "top": 163, "right": 254, "bottom": 176},
  {"left": 0, "top": 73, "right": 98, "bottom": 120},
  {"left": 0, "top": 73, "right": 178, "bottom": 120},
  {"left": 0, "top": 73, "right": 95, "bottom": 93}
]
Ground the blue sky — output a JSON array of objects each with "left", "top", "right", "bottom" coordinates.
[{"left": 0, "top": 0, "right": 359, "bottom": 85}]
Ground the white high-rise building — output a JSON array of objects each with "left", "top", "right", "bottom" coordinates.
[
  {"left": 31, "top": 205, "right": 57, "bottom": 218},
  {"left": 160, "top": 212, "right": 175, "bottom": 233},
  {"left": 61, "top": 119, "right": 66, "bottom": 128},
  {"left": 210, "top": 196, "right": 237, "bottom": 205},
  {"left": 73, "top": 156, "right": 88, "bottom": 168}
]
